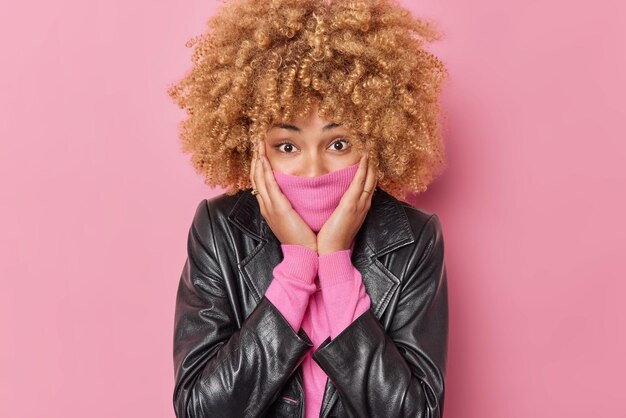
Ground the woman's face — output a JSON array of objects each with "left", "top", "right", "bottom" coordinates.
[{"left": 263, "top": 103, "right": 362, "bottom": 177}]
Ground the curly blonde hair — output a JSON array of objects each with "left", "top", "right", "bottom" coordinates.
[{"left": 167, "top": 0, "right": 449, "bottom": 201}]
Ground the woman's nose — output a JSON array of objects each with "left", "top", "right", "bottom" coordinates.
[{"left": 300, "top": 158, "right": 328, "bottom": 178}]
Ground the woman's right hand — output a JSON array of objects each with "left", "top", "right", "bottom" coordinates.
[{"left": 250, "top": 138, "right": 318, "bottom": 253}]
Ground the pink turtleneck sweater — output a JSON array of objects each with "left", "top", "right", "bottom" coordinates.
[{"left": 263, "top": 162, "right": 372, "bottom": 418}]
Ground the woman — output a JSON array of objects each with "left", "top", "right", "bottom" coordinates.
[{"left": 168, "top": 0, "right": 449, "bottom": 417}]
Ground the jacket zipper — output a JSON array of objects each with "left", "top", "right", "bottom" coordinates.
[{"left": 280, "top": 395, "right": 299, "bottom": 405}]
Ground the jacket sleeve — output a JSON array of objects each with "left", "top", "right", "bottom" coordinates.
[
  {"left": 311, "top": 214, "right": 449, "bottom": 418},
  {"left": 172, "top": 200, "right": 314, "bottom": 418}
]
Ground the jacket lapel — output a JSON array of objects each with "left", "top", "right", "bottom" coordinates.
[{"left": 228, "top": 186, "right": 417, "bottom": 416}]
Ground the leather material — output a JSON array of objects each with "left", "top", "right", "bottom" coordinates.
[{"left": 172, "top": 186, "right": 449, "bottom": 417}]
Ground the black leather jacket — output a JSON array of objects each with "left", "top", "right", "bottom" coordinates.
[{"left": 172, "top": 186, "right": 449, "bottom": 417}]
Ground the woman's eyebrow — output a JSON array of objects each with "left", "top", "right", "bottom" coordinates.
[{"left": 269, "top": 122, "right": 341, "bottom": 132}]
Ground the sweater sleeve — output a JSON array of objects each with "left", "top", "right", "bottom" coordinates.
[
  {"left": 264, "top": 244, "right": 319, "bottom": 332},
  {"left": 317, "top": 246, "right": 371, "bottom": 340}
]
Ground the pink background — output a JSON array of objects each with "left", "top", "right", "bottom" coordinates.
[{"left": 1, "top": 0, "right": 624, "bottom": 416}]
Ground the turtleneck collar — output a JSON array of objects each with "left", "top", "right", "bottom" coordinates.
[{"left": 272, "top": 162, "right": 360, "bottom": 233}]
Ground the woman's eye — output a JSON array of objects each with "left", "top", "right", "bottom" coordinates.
[
  {"left": 330, "top": 139, "right": 351, "bottom": 151},
  {"left": 275, "top": 142, "right": 297, "bottom": 153}
]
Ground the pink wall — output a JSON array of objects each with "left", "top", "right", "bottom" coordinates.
[{"left": 1, "top": 0, "right": 624, "bottom": 417}]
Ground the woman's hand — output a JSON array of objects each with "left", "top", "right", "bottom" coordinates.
[
  {"left": 250, "top": 138, "right": 318, "bottom": 253},
  {"left": 317, "top": 153, "right": 378, "bottom": 256}
]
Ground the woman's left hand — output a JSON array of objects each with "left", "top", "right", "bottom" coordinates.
[{"left": 317, "top": 153, "right": 378, "bottom": 256}]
